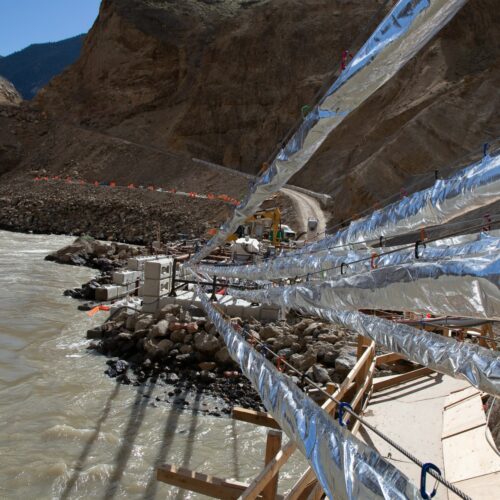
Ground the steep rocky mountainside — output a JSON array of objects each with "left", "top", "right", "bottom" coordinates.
[
  {"left": 1, "top": 0, "right": 499, "bottom": 234},
  {"left": 0, "top": 35, "right": 85, "bottom": 99},
  {"left": 0, "top": 76, "right": 21, "bottom": 106}
]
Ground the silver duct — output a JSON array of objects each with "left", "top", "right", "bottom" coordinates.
[
  {"left": 229, "top": 253, "right": 500, "bottom": 320},
  {"left": 189, "top": 0, "right": 467, "bottom": 264},
  {"left": 197, "top": 232, "right": 500, "bottom": 281},
  {"left": 196, "top": 289, "right": 420, "bottom": 499},
  {"left": 294, "top": 152, "right": 500, "bottom": 256},
  {"left": 226, "top": 292, "right": 500, "bottom": 397}
]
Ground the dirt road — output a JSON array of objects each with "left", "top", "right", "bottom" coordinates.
[{"left": 281, "top": 187, "right": 327, "bottom": 241}]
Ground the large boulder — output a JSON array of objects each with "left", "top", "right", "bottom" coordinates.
[
  {"left": 290, "top": 349, "right": 317, "bottom": 372},
  {"left": 215, "top": 346, "right": 232, "bottom": 364},
  {"left": 194, "top": 331, "right": 220, "bottom": 355},
  {"left": 149, "top": 319, "right": 169, "bottom": 338},
  {"left": 334, "top": 347, "right": 357, "bottom": 375},
  {"left": 170, "top": 329, "right": 186, "bottom": 343},
  {"left": 134, "top": 314, "right": 154, "bottom": 332},
  {"left": 260, "top": 324, "right": 283, "bottom": 340},
  {"left": 312, "top": 364, "right": 331, "bottom": 384},
  {"left": 292, "top": 318, "right": 314, "bottom": 334}
]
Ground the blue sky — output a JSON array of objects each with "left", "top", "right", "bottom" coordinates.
[{"left": 0, "top": 0, "right": 101, "bottom": 56}]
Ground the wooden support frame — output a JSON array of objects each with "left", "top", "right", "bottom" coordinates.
[
  {"left": 156, "top": 334, "right": 440, "bottom": 500},
  {"left": 372, "top": 367, "right": 433, "bottom": 392},
  {"left": 232, "top": 407, "right": 281, "bottom": 430},
  {"left": 263, "top": 430, "right": 283, "bottom": 500},
  {"left": 157, "top": 464, "right": 256, "bottom": 499}
]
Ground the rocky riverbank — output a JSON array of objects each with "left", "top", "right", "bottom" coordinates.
[{"left": 86, "top": 302, "right": 410, "bottom": 415}]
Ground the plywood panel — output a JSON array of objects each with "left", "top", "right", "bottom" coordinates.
[
  {"left": 448, "top": 471, "right": 500, "bottom": 500},
  {"left": 442, "top": 426, "right": 500, "bottom": 483},
  {"left": 444, "top": 386, "right": 480, "bottom": 408},
  {"left": 442, "top": 395, "right": 485, "bottom": 438}
]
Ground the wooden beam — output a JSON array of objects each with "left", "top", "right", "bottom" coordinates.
[
  {"left": 375, "top": 353, "right": 405, "bottom": 366},
  {"left": 306, "top": 483, "right": 324, "bottom": 500},
  {"left": 157, "top": 464, "right": 250, "bottom": 499},
  {"left": 372, "top": 367, "right": 433, "bottom": 393},
  {"left": 246, "top": 383, "right": 338, "bottom": 500},
  {"left": 232, "top": 407, "right": 281, "bottom": 430},
  {"left": 262, "top": 430, "right": 282, "bottom": 500},
  {"left": 157, "top": 464, "right": 285, "bottom": 500},
  {"left": 285, "top": 469, "right": 316, "bottom": 500},
  {"left": 240, "top": 441, "right": 297, "bottom": 500}
]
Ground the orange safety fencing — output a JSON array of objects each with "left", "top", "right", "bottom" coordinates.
[{"left": 33, "top": 176, "right": 240, "bottom": 206}]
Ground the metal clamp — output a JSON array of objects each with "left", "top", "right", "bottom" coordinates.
[
  {"left": 338, "top": 402, "right": 352, "bottom": 427},
  {"left": 420, "top": 463, "right": 441, "bottom": 499},
  {"left": 415, "top": 240, "right": 426, "bottom": 259}
]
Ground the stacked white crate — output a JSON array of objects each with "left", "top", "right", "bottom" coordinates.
[
  {"left": 127, "top": 255, "right": 168, "bottom": 271},
  {"left": 141, "top": 257, "right": 174, "bottom": 313}
]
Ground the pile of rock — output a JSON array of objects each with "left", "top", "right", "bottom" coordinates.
[
  {"left": 46, "top": 235, "right": 146, "bottom": 271},
  {"left": 255, "top": 318, "right": 358, "bottom": 385},
  {"left": 86, "top": 302, "right": 366, "bottom": 414},
  {"left": 87, "top": 303, "right": 265, "bottom": 414}
]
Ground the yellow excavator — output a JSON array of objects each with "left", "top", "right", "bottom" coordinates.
[{"left": 226, "top": 208, "right": 283, "bottom": 247}]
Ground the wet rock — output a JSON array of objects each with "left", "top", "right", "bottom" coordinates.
[
  {"left": 165, "top": 373, "right": 180, "bottom": 384},
  {"left": 86, "top": 327, "right": 103, "bottom": 339},
  {"left": 115, "top": 359, "right": 129, "bottom": 374}
]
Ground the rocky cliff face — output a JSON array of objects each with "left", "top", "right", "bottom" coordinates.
[
  {"left": 0, "top": 76, "right": 21, "bottom": 106},
  {"left": 3, "top": 0, "right": 500, "bottom": 230},
  {"left": 36, "top": 0, "right": 388, "bottom": 173}
]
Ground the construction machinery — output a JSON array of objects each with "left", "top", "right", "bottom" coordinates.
[{"left": 226, "top": 207, "right": 286, "bottom": 247}]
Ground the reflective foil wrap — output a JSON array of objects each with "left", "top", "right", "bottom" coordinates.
[
  {"left": 295, "top": 152, "right": 500, "bottom": 256},
  {"left": 196, "top": 288, "right": 420, "bottom": 499},
  {"left": 229, "top": 253, "right": 500, "bottom": 320},
  {"left": 197, "top": 233, "right": 500, "bottom": 281},
  {"left": 189, "top": 0, "right": 467, "bottom": 264},
  {"left": 225, "top": 285, "right": 500, "bottom": 397}
]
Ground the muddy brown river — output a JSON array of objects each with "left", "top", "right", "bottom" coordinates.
[{"left": 0, "top": 231, "right": 305, "bottom": 499}]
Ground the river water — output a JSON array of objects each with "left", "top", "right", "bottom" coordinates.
[{"left": 0, "top": 231, "right": 305, "bottom": 499}]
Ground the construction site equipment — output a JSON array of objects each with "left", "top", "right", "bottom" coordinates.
[
  {"left": 231, "top": 236, "right": 261, "bottom": 263},
  {"left": 228, "top": 208, "right": 284, "bottom": 248},
  {"left": 308, "top": 217, "right": 318, "bottom": 231}
]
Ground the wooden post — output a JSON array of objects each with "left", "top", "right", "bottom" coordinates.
[{"left": 262, "top": 430, "right": 282, "bottom": 500}]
